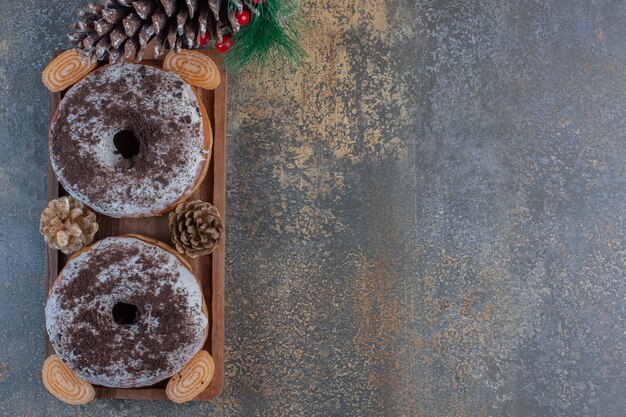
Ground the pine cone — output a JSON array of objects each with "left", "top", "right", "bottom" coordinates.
[
  {"left": 40, "top": 197, "right": 99, "bottom": 255},
  {"left": 69, "top": 0, "right": 243, "bottom": 63},
  {"left": 169, "top": 200, "right": 223, "bottom": 258}
]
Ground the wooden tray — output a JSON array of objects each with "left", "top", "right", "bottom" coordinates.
[{"left": 44, "top": 50, "right": 226, "bottom": 401}]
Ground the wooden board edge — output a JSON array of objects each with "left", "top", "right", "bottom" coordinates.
[
  {"left": 44, "top": 53, "right": 62, "bottom": 357},
  {"left": 202, "top": 57, "right": 227, "bottom": 401}
]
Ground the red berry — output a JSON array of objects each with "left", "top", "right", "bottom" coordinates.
[
  {"left": 235, "top": 9, "right": 250, "bottom": 26},
  {"left": 215, "top": 35, "right": 233, "bottom": 53},
  {"left": 199, "top": 32, "right": 210, "bottom": 46},
  {"left": 252, "top": 0, "right": 266, "bottom": 3}
]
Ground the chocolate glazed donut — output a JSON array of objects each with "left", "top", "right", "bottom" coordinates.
[{"left": 48, "top": 63, "right": 212, "bottom": 218}]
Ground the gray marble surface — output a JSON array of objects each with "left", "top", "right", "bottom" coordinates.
[{"left": 0, "top": 1, "right": 625, "bottom": 416}]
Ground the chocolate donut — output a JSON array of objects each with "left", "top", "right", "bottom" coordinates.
[
  {"left": 45, "top": 235, "right": 208, "bottom": 388},
  {"left": 49, "top": 63, "right": 212, "bottom": 218}
]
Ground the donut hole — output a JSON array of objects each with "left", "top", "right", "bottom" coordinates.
[
  {"left": 113, "top": 130, "right": 140, "bottom": 159},
  {"left": 112, "top": 302, "right": 140, "bottom": 325}
]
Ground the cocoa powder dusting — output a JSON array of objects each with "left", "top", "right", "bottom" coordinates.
[
  {"left": 49, "top": 64, "right": 204, "bottom": 214},
  {"left": 53, "top": 243, "right": 200, "bottom": 381}
]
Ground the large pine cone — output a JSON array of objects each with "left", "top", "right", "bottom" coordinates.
[
  {"left": 40, "top": 197, "right": 99, "bottom": 255},
  {"left": 69, "top": 0, "right": 242, "bottom": 63},
  {"left": 169, "top": 200, "right": 223, "bottom": 258}
]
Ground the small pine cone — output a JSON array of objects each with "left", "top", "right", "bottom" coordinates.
[
  {"left": 169, "top": 200, "right": 223, "bottom": 258},
  {"left": 40, "top": 197, "right": 99, "bottom": 255}
]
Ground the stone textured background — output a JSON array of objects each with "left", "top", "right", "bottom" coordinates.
[{"left": 1, "top": 1, "right": 625, "bottom": 416}]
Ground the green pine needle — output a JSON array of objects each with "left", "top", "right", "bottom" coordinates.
[{"left": 226, "top": 0, "right": 307, "bottom": 71}]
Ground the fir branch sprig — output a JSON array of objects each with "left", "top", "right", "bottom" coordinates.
[{"left": 226, "top": 0, "right": 307, "bottom": 71}]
